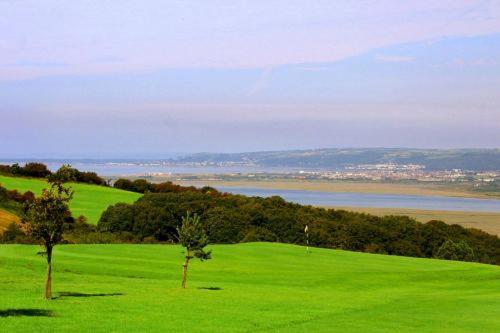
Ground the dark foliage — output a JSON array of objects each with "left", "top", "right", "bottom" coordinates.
[
  {"left": 48, "top": 165, "right": 107, "bottom": 186},
  {"left": 6, "top": 189, "right": 35, "bottom": 203},
  {"left": 113, "top": 178, "right": 206, "bottom": 194},
  {"left": 22, "top": 163, "right": 52, "bottom": 178},
  {"left": 0, "top": 163, "right": 107, "bottom": 186},
  {"left": 0, "top": 222, "right": 33, "bottom": 244},
  {"left": 0, "top": 163, "right": 52, "bottom": 178},
  {"left": 0, "top": 184, "right": 7, "bottom": 202},
  {"left": 435, "top": 239, "right": 475, "bottom": 261},
  {"left": 0, "top": 183, "right": 34, "bottom": 206},
  {"left": 98, "top": 189, "right": 500, "bottom": 265}
]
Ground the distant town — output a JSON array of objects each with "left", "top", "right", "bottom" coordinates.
[{"left": 141, "top": 162, "right": 500, "bottom": 185}]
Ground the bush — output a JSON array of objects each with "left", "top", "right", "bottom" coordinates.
[
  {"left": 0, "top": 223, "right": 32, "bottom": 244},
  {"left": 435, "top": 239, "right": 475, "bottom": 262},
  {"left": 21, "top": 162, "right": 51, "bottom": 178},
  {"left": 113, "top": 178, "right": 134, "bottom": 191},
  {"left": 0, "top": 185, "right": 8, "bottom": 202},
  {"left": 6, "top": 189, "right": 35, "bottom": 203},
  {"left": 48, "top": 165, "right": 107, "bottom": 186}
]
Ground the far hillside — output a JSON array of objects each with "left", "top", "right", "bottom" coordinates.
[
  {"left": 174, "top": 148, "right": 500, "bottom": 171},
  {"left": 0, "top": 175, "right": 140, "bottom": 224}
]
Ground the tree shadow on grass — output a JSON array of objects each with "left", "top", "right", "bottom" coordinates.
[
  {"left": 197, "top": 287, "right": 222, "bottom": 291},
  {"left": 0, "top": 309, "right": 54, "bottom": 317},
  {"left": 54, "top": 291, "right": 124, "bottom": 299}
]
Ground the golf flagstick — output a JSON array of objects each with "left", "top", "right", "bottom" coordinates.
[{"left": 305, "top": 225, "right": 309, "bottom": 253}]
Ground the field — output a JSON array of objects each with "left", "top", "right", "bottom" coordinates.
[
  {"left": 0, "top": 175, "right": 141, "bottom": 224},
  {"left": 0, "top": 243, "right": 498, "bottom": 332},
  {"left": 330, "top": 206, "right": 500, "bottom": 236}
]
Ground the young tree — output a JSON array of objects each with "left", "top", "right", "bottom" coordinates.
[
  {"left": 177, "top": 212, "right": 211, "bottom": 288},
  {"left": 21, "top": 183, "right": 73, "bottom": 299}
]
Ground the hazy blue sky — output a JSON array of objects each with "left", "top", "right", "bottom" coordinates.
[{"left": 1, "top": 1, "right": 500, "bottom": 157}]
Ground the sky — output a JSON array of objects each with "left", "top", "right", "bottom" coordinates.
[{"left": 1, "top": 0, "right": 500, "bottom": 157}]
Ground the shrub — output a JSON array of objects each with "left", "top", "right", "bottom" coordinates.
[
  {"left": 0, "top": 185, "right": 8, "bottom": 202},
  {"left": 22, "top": 162, "right": 51, "bottom": 178},
  {"left": 0, "top": 222, "right": 32, "bottom": 244},
  {"left": 435, "top": 239, "right": 475, "bottom": 262},
  {"left": 48, "top": 165, "right": 107, "bottom": 186}
]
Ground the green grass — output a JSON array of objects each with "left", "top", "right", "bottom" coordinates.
[
  {"left": 0, "top": 243, "right": 498, "bottom": 332},
  {"left": 0, "top": 175, "right": 141, "bottom": 224}
]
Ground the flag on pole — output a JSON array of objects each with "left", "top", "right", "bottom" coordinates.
[{"left": 305, "top": 225, "right": 309, "bottom": 253}]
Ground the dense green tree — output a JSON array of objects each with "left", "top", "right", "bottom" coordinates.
[
  {"left": 9, "top": 163, "right": 23, "bottom": 175},
  {"left": 131, "top": 179, "right": 153, "bottom": 193},
  {"left": 99, "top": 203, "right": 135, "bottom": 232},
  {"left": 21, "top": 183, "right": 74, "bottom": 299},
  {"left": 204, "top": 207, "right": 248, "bottom": 243},
  {"left": 177, "top": 212, "right": 211, "bottom": 288},
  {"left": 48, "top": 164, "right": 80, "bottom": 183},
  {"left": 435, "top": 239, "right": 475, "bottom": 261},
  {"left": 113, "top": 178, "right": 134, "bottom": 191},
  {"left": 48, "top": 165, "right": 107, "bottom": 185},
  {"left": 132, "top": 203, "right": 176, "bottom": 241}
]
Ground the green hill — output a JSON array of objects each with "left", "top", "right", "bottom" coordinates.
[
  {"left": 175, "top": 148, "right": 500, "bottom": 171},
  {"left": 0, "top": 243, "right": 498, "bottom": 332},
  {"left": 0, "top": 175, "right": 141, "bottom": 224}
]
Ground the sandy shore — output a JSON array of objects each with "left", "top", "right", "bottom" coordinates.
[{"left": 178, "top": 179, "right": 499, "bottom": 199}]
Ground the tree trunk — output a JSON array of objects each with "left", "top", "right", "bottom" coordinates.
[
  {"left": 45, "top": 246, "right": 52, "bottom": 299},
  {"left": 181, "top": 251, "right": 190, "bottom": 289}
]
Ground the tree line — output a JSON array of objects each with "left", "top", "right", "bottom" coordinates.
[
  {"left": 2, "top": 174, "right": 499, "bottom": 266},
  {"left": 0, "top": 163, "right": 107, "bottom": 186},
  {"left": 97, "top": 189, "right": 499, "bottom": 265},
  {"left": 113, "top": 177, "right": 206, "bottom": 194}
]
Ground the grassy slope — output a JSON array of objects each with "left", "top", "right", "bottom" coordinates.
[
  {"left": 0, "top": 175, "right": 141, "bottom": 224},
  {"left": 0, "top": 209, "right": 19, "bottom": 232},
  {"left": 0, "top": 243, "right": 498, "bottom": 332}
]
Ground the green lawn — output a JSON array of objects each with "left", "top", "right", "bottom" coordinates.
[
  {"left": 0, "top": 175, "right": 141, "bottom": 224},
  {"left": 0, "top": 243, "right": 498, "bottom": 332}
]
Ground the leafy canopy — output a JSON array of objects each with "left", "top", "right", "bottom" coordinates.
[
  {"left": 21, "top": 183, "right": 74, "bottom": 249},
  {"left": 177, "top": 212, "right": 211, "bottom": 260}
]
